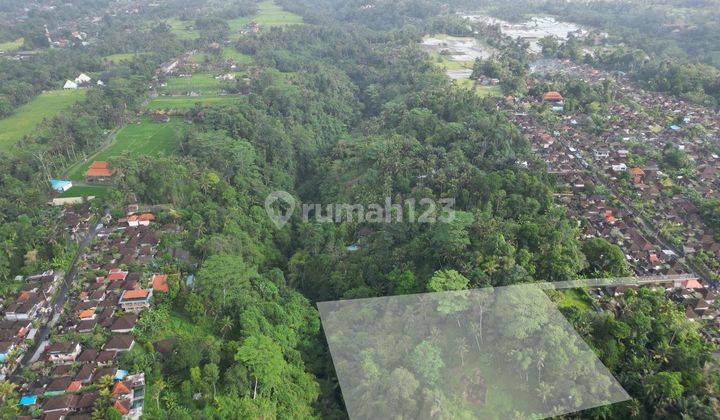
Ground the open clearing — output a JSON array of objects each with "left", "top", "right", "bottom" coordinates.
[
  {"left": 59, "top": 185, "right": 111, "bottom": 198},
  {"left": 223, "top": 47, "right": 253, "bottom": 64},
  {"left": 227, "top": 0, "right": 303, "bottom": 39},
  {"left": 166, "top": 18, "right": 200, "bottom": 40},
  {"left": 148, "top": 95, "right": 240, "bottom": 110},
  {"left": 104, "top": 52, "right": 138, "bottom": 64},
  {"left": 0, "top": 89, "right": 86, "bottom": 153},
  {"left": 162, "top": 73, "right": 222, "bottom": 94},
  {"left": 253, "top": 0, "right": 303, "bottom": 26},
  {"left": 67, "top": 117, "right": 184, "bottom": 180},
  {"left": 0, "top": 37, "right": 23, "bottom": 52}
]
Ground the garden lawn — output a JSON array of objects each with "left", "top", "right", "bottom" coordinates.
[
  {"left": 59, "top": 185, "right": 111, "bottom": 198},
  {"left": 0, "top": 89, "right": 86, "bottom": 153},
  {"left": 147, "top": 95, "right": 240, "bottom": 110},
  {"left": 67, "top": 117, "right": 184, "bottom": 180}
]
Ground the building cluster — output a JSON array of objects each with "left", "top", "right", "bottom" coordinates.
[
  {"left": 10, "top": 206, "right": 184, "bottom": 419},
  {"left": 0, "top": 273, "right": 61, "bottom": 381},
  {"left": 503, "top": 58, "right": 720, "bottom": 341}
]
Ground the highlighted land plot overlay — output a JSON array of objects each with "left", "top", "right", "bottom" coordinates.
[{"left": 318, "top": 284, "right": 629, "bottom": 419}]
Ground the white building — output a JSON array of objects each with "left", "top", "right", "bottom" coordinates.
[
  {"left": 75, "top": 73, "right": 92, "bottom": 84},
  {"left": 63, "top": 80, "right": 78, "bottom": 89}
]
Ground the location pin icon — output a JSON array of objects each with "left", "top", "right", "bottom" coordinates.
[{"left": 265, "top": 190, "right": 296, "bottom": 229}]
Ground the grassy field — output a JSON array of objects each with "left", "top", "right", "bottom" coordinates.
[
  {"left": 0, "top": 37, "right": 23, "bottom": 52},
  {"left": 254, "top": 0, "right": 303, "bottom": 26},
  {"left": 59, "top": 185, "right": 111, "bottom": 198},
  {"left": 148, "top": 95, "right": 240, "bottom": 110},
  {"left": 223, "top": 47, "right": 253, "bottom": 64},
  {"left": 0, "top": 90, "right": 86, "bottom": 153},
  {"left": 166, "top": 18, "right": 200, "bottom": 40},
  {"left": 162, "top": 73, "right": 221, "bottom": 94},
  {"left": 455, "top": 78, "right": 503, "bottom": 97},
  {"left": 227, "top": 0, "right": 303, "bottom": 39},
  {"left": 104, "top": 53, "right": 137, "bottom": 64},
  {"left": 67, "top": 117, "right": 184, "bottom": 180},
  {"left": 557, "top": 288, "right": 594, "bottom": 311},
  {"left": 432, "top": 52, "right": 474, "bottom": 71}
]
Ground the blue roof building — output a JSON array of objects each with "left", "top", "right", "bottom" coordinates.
[
  {"left": 19, "top": 395, "right": 38, "bottom": 406},
  {"left": 50, "top": 179, "right": 73, "bottom": 192}
]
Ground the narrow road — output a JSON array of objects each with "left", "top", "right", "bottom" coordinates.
[{"left": 11, "top": 217, "right": 103, "bottom": 381}]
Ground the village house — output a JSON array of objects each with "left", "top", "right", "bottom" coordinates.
[
  {"left": 119, "top": 289, "right": 152, "bottom": 312},
  {"left": 46, "top": 342, "right": 82, "bottom": 364},
  {"left": 103, "top": 334, "right": 135, "bottom": 352},
  {"left": 85, "top": 161, "right": 115, "bottom": 183}
]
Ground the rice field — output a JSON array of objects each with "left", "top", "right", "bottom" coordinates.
[
  {"left": 0, "top": 89, "right": 86, "bottom": 153},
  {"left": 147, "top": 95, "right": 240, "bottom": 110},
  {"left": 104, "top": 53, "right": 138, "bottom": 64},
  {"left": 66, "top": 117, "right": 184, "bottom": 180},
  {"left": 227, "top": 0, "right": 303, "bottom": 40},
  {"left": 166, "top": 18, "right": 200, "bottom": 40},
  {"left": 162, "top": 73, "right": 222, "bottom": 94}
]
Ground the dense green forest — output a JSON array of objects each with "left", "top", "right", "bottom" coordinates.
[{"left": 0, "top": 0, "right": 718, "bottom": 418}]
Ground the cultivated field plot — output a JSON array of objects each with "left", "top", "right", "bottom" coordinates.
[
  {"left": 166, "top": 18, "right": 200, "bottom": 40},
  {"left": 223, "top": 47, "right": 253, "bottom": 64},
  {"left": 253, "top": 0, "right": 303, "bottom": 26},
  {"left": 147, "top": 95, "right": 240, "bottom": 110},
  {"left": 162, "top": 73, "right": 221, "bottom": 94},
  {"left": 104, "top": 53, "right": 138, "bottom": 64},
  {"left": 59, "top": 185, "right": 111, "bottom": 199},
  {"left": 227, "top": 0, "right": 303, "bottom": 39},
  {"left": 67, "top": 117, "right": 184, "bottom": 180},
  {"left": 0, "top": 89, "right": 86, "bottom": 152},
  {"left": 0, "top": 37, "right": 23, "bottom": 52}
]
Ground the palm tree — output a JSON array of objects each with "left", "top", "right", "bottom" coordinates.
[
  {"left": 0, "top": 380, "right": 17, "bottom": 404},
  {"left": 468, "top": 321, "right": 482, "bottom": 353},
  {"left": 219, "top": 316, "right": 234, "bottom": 338},
  {"left": 153, "top": 378, "right": 166, "bottom": 409},
  {"left": 456, "top": 337, "right": 469, "bottom": 366},
  {"left": 536, "top": 381, "right": 554, "bottom": 407}
]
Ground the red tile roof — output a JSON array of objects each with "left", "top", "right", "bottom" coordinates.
[
  {"left": 114, "top": 400, "right": 130, "bottom": 415},
  {"left": 89, "top": 161, "right": 109, "bottom": 169},
  {"left": 122, "top": 289, "right": 150, "bottom": 299},
  {"left": 112, "top": 381, "right": 131, "bottom": 396},
  {"left": 78, "top": 308, "right": 95, "bottom": 319},
  {"left": 66, "top": 380, "right": 82, "bottom": 392},
  {"left": 543, "top": 91, "right": 563, "bottom": 101},
  {"left": 85, "top": 167, "right": 113, "bottom": 177},
  {"left": 151, "top": 274, "right": 169, "bottom": 292}
]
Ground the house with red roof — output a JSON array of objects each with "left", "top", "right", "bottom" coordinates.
[
  {"left": 85, "top": 161, "right": 115, "bottom": 183},
  {"left": 151, "top": 274, "right": 169, "bottom": 293}
]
